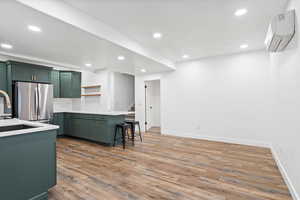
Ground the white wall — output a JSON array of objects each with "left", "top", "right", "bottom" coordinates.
[
  {"left": 267, "top": 0, "right": 300, "bottom": 198},
  {"left": 135, "top": 2, "right": 300, "bottom": 195},
  {"left": 111, "top": 72, "right": 135, "bottom": 111},
  {"left": 162, "top": 51, "right": 274, "bottom": 145},
  {"left": 72, "top": 69, "right": 113, "bottom": 112},
  {"left": 136, "top": 50, "right": 300, "bottom": 198},
  {"left": 161, "top": 49, "right": 300, "bottom": 198}
]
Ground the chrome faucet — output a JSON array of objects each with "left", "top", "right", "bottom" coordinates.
[{"left": 0, "top": 90, "right": 11, "bottom": 109}]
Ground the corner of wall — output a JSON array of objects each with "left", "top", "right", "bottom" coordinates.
[{"left": 271, "top": 145, "right": 300, "bottom": 200}]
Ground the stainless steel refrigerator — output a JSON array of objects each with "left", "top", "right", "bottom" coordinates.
[{"left": 14, "top": 82, "right": 53, "bottom": 122}]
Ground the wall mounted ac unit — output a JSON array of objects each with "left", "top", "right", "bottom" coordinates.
[{"left": 265, "top": 9, "right": 296, "bottom": 52}]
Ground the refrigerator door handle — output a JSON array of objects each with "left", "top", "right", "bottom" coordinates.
[{"left": 35, "top": 86, "right": 39, "bottom": 119}]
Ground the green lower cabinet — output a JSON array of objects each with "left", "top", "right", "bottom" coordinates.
[
  {"left": 64, "top": 113, "right": 124, "bottom": 146},
  {"left": 66, "top": 118, "right": 109, "bottom": 142},
  {"left": 52, "top": 113, "right": 64, "bottom": 136},
  {"left": 29, "top": 192, "right": 48, "bottom": 200},
  {"left": 0, "top": 130, "right": 57, "bottom": 200}
]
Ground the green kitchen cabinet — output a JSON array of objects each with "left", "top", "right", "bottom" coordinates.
[
  {"left": 64, "top": 113, "right": 125, "bottom": 146},
  {"left": 66, "top": 117, "right": 108, "bottom": 142},
  {"left": 0, "top": 130, "right": 57, "bottom": 200},
  {"left": 64, "top": 115, "right": 71, "bottom": 136},
  {"left": 51, "top": 70, "right": 60, "bottom": 98},
  {"left": 52, "top": 113, "right": 64, "bottom": 136},
  {"left": 6, "top": 61, "right": 53, "bottom": 107},
  {"left": 0, "top": 62, "right": 10, "bottom": 113},
  {"left": 0, "top": 62, "right": 7, "bottom": 92},
  {"left": 60, "top": 71, "right": 81, "bottom": 98},
  {"left": 7, "top": 61, "right": 52, "bottom": 83}
]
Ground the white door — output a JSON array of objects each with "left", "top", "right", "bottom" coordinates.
[
  {"left": 145, "top": 80, "right": 161, "bottom": 131},
  {"left": 145, "top": 81, "right": 152, "bottom": 131}
]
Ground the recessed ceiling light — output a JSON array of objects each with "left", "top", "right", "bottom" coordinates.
[
  {"left": 153, "top": 32, "right": 163, "bottom": 39},
  {"left": 235, "top": 8, "right": 248, "bottom": 16},
  {"left": 140, "top": 69, "right": 146, "bottom": 73},
  {"left": 182, "top": 54, "right": 190, "bottom": 59},
  {"left": 85, "top": 63, "right": 92, "bottom": 67},
  {"left": 118, "top": 56, "right": 125, "bottom": 61},
  {"left": 0, "top": 43, "right": 13, "bottom": 49},
  {"left": 240, "top": 44, "right": 249, "bottom": 49},
  {"left": 28, "top": 25, "right": 42, "bottom": 32}
]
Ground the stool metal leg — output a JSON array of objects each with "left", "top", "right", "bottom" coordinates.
[
  {"left": 131, "top": 126, "right": 135, "bottom": 146},
  {"left": 122, "top": 127, "right": 126, "bottom": 149}
]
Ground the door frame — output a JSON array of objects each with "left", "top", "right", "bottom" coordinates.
[{"left": 144, "top": 79, "right": 161, "bottom": 133}]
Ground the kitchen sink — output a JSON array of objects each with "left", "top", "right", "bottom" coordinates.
[{"left": 0, "top": 125, "right": 37, "bottom": 132}]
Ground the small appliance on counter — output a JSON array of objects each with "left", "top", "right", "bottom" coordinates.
[{"left": 13, "top": 82, "right": 53, "bottom": 123}]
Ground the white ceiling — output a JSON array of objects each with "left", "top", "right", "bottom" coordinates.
[
  {"left": 0, "top": 1, "right": 170, "bottom": 75},
  {"left": 0, "top": 0, "right": 289, "bottom": 75},
  {"left": 63, "top": 0, "right": 288, "bottom": 62}
]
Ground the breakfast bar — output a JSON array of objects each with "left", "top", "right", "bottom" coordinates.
[{"left": 53, "top": 110, "right": 132, "bottom": 146}]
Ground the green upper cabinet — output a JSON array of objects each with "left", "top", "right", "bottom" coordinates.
[
  {"left": 0, "top": 62, "right": 7, "bottom": 92},
  {"left": 4, "top": 61, "right": 81, "bottom": 99},
  {"left": 7, "top": 61, "right": 52, "bottom": 83},
  {"left": 72, "top": 72, "right": 81, "bottom": 97},
  {"left": 51, "top": 70, "right": 60, "bottom": 98},
  {"left": 60, "top": 71, "right": 81, "bottom": 98}
]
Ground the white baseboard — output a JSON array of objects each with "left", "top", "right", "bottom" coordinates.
[
  {"left": 162, "top": 130, "right": 271, "bottom": 148},
  {"left": 162, "top": 130, "right": 299, "bottom": 200},
  {"left": 271, "top": 146, "right": 300, "bottom": 200}
]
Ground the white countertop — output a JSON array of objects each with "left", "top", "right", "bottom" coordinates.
[
  {"left": 54, "top": 110, "right": 135, "bottom": 116},
  {"left": 0, "top": 119, "right": 59, "bottom": 138}
]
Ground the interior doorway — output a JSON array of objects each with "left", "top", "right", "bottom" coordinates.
[{"left": 144, "top": 80, "right": 161, "bottom": 134}]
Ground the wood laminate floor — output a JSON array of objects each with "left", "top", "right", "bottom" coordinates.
[
  {"left": 148, "top": 127, "right": 161, "bottom": 134},
  {"left": 49, "top": 133, "right": 292, "bottom": 200}
]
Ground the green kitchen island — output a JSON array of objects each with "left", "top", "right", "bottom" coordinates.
[
  {"left": 0, "top": 119, "right": 58, "bottom": 200},
  {"left": 53, "top": 111, "right": 133, "bottom": 146}
]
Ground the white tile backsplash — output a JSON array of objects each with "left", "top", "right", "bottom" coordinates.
[
  {"left": 53, "top": 98, "right": 73, "bottom": 112},
  {"left": 72, "top": 97, "right": 106, "bottom": 112}
]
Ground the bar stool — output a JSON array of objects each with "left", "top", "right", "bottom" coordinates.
[
  {"left": 124, "top": 120, "right": 142, "bottom": 142},
  {"left": 114, "top": 123, "right": 131, "bottom": 149}
]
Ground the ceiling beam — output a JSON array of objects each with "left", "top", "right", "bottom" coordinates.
[
  {"left": 0, "top": 51, "right": 81, "bottom": 69},
  {"left": 16, "top": 0, "right": 175, "bottom": 70}
]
